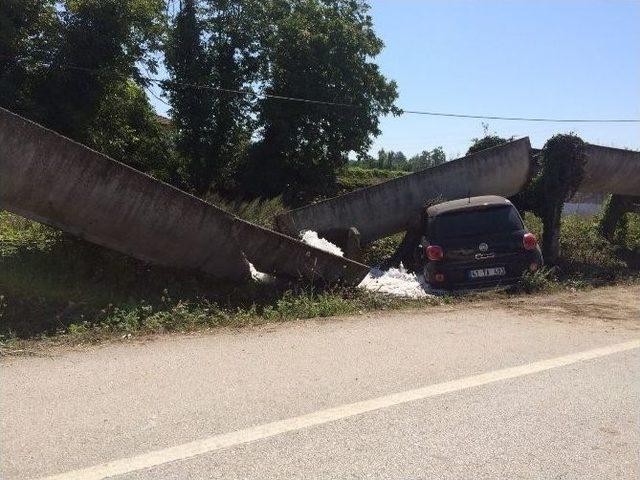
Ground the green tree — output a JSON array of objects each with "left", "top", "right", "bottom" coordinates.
[
  {"left": 165, "top": 0, "right": 262, "bottom": 194},
  {"left": 203, "top": 0, "right": 263, "bottom": 191},
  {"left": 33, "top": 0, "right": 165, "bottom": 141},
  {"left": 1, "top": 0, "right": 171, "bottom": 181},
  {"left": 164, "top": 0, "right": 215, "bottom": 193},
  {"left": 533, "top": 134, "right": 586, "bottom": 263},
  {"left": 373, "top": 149, "right": 407, "bottom": 170},
  {"left": 408, "top": 147, "right": 446, "bottom": 171},
  {"left": 243, "top": 0, "right": 399, "bottom": 200},
  {"left": 511, "top": 134, "right": 586, "bottom": 264},
  {"left": 467, "top": 135, "right": 513, "bottom": 155},
  {"left": 86, "top": 80, "right": 179, "bottom": 183},
  {"left": 0, "top": 0, "right": 57, "bottom": 115},
  {"left": 375, "top": 149, "right": 389, "bottom": 169}
]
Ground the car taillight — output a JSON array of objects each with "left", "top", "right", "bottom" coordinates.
[
  {"left": 523, "top": 233, "right": 538, "bottom": 250},
  {"left": 425, "top": 245, "right": 444, "bottom": 261}
]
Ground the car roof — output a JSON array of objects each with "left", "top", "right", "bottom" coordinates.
[{"left": 426, "top": 195, "right": 513, "bottom": 217}]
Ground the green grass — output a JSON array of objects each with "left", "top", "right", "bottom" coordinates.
[
  {"left": 523, "top": 212, "right": 640, "bottom": 285},
  {"left": 361, "top": 234, "right": 404, "bottom": 266},
  {"left": 337, "top": 166, "right": 407, "bottom": 192},
  {"left": 206, "top": 194, "right": 287, "bottom": 229}
]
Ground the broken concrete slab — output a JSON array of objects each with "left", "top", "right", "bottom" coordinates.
[
  {"left": 276, "top": 138, "right": 532, "bottom": 244},
  {"left": 0, "top": 107, "right": 369, "bottom": 285},
  {"left": 580, "top": 144, "right": 640, "bottom": 196}
]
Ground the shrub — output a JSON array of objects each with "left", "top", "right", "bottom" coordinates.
[
  {"left": 338, "top": 166, "right": 407, "bottom": 192},
  {"left": 207, "top": 194, "right": 287, "bottom": 229},
  {"left": 527, "top": 134, "right": 587, "bottom": 264},
  {"left": 519, "top": 267, "right": 558, "bottom": 293},
  {"left": 361, "top": 234, "right": 404, "bottom": 266}
]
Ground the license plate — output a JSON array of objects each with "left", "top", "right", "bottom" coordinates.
[{"left": 468, "top": 267, "right": 506, "bottom": 279}]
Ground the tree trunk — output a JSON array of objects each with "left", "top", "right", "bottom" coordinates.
[
  {"left": 383, "top": 228, "right": 423, "bottom": 271},
  {"left": 542, "top": 205, "right": 562, "bottom": 264},
  {"left": 598, "top": 195, "right": 638, "bottom": 241}
]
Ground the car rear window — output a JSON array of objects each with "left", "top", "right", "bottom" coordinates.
[{"left": 431, "top": 205, "right": 524, "bottom": 238}]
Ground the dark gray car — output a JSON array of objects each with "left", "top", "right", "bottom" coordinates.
[{"left": 420, "top": 195, "right": 543, "bottom": 289}]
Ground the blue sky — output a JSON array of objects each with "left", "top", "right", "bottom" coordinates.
[{"left": 150, "top": 0, "right": 640, "bottom": 159}]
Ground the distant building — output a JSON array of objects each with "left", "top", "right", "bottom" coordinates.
[{"left": 564, "top": 192, "right": 606, "bottom": 216}]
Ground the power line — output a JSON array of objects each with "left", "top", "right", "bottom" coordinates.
[
  {"left": 3, "top": 56, "right": 639, "bottom": 124},
  {"left": 400, "top": 109, "right": 640, "bottom": 123},
  {"left": 150, "top": 77, "right": 640, "bottom": 123},
  {"left": 144, "top": 76, "right": 640, "bottom": 124},
  {"left": 144, "top": 86, "right": 171, "bottom": 108},
  {"left": 151, "top": 77, "right": 356, "bottom": 108}
]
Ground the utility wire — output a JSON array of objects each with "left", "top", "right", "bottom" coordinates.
[
  {"left": 400, "top": 110, "right": 640, "bottom": 123},
  {"left": 152, "top": 77, "right": 357, "bottom": 108},
  {"left": 150, "top": 77, "right": 640, "bottom": 123},
  {"left": 144, "top": 86, "right": 172, "bottom": 108},
  {"left": 4, "top": 57, "right": 639, "bottom": 124}
]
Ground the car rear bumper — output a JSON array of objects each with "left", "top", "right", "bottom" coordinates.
[{"left": 425, "top": 251, "right": 543, "bottom": 290}]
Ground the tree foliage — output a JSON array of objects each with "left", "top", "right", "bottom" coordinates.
[
  {"left": 34, "top": 0, "right": 165, "bottom": 140},
  {"left": 467, "top": 134, "right": 513, "bottom": 155},
  {"left": 241, "top": 0, "right": 399, "bottom": 200},
  {"left": 6, "top": 0, "right": 398, "bottom": 201},
  {"left": 164, "top": 0, "right": 214, "bottom": 192},
  {"left": 1, "top": 0, "right": 169, "bottom": 179},
  {"left": 204, "top": 0, "right": 263, "bottom": 189},
  {"left": 406, "top": 147, "right": 446, "bottom": 171},
  {"left": 522, "top": 134, "right": 587, "bottom": 263},
  {"left": 354, "top": 147, "right": 446, "bottom": 172},
  {"left": 163, "top": 0, "right": 398, "bottom": 198},
  {"left": 86, "top": 80, "right": 178, "bottom": 182},
  {"left": 0, "top": 0, "right": 57, "bottom": 115}
]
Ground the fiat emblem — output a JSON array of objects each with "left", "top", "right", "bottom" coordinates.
[{"left": 479, "top": 243, "right": 489, "bottom": 252}]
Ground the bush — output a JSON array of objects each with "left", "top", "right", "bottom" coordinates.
[
  {"left": 524, "top": 211, "right": 638, "bottom": 283},
  {"left": 361, "top": 234, "right": 404, "bottom": 266},
  {"left": 338, "top": 166, "right": 407, "bottom": 192},
  {"left": 519, "top": 267, "right": 558, "bottom": 293},
  {"left": 207, "top": 194, "right": 287, "bottom": 229},
  {"left": 518, "top": 134, "right": 587, "bottom": 264}
]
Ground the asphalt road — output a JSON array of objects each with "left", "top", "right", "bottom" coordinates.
[{"left": 2, "top": 286, "right": 639, "bottom": 479}]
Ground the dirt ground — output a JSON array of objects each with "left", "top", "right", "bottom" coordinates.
[{"left": 497, "top": 284, "right": 640, "bottom": 324}]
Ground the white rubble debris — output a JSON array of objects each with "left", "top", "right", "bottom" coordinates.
[
  {"left": 300, "top": 231, "right": 432, "bottom": 299},
  {"left": 248, "top": 262, "right": 276, "bottom": 284},
  {"left": 300, "top": 230, "right": 344, "bottom": 257},
  {"left": 358, "top": 264, "right": 432, "bottom": 299}
]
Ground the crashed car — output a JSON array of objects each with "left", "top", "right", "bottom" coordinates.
[{"left": 420, "top": 195, "right": 543, "bottom": 290}]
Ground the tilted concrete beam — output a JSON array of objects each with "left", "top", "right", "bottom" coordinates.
[
  {"left": 580, "top": 144, "right": 640, "bottom": 196},
  {"left": 276, "top": 138, "right": 532, "bottom": 244},
  {"left": 0, "top": 107, "right": 369, "bottom": 285}
]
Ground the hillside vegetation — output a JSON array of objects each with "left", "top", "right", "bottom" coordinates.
[{"left": 337, "top": 166, "right": 408, "bottom": 192}]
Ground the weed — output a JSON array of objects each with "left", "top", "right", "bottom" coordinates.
[
  {"left": 523, "top": 211, "right": 639, "bottom": 284},
  {"left": 337, "top": 166, "right": 407, "bottom": 192},
  {"left": 361, "top": 234, "right": 404, "bottom": 266},
  {"left": 206, "top": 194, "right": 286, "bottom": 229},
  {"left": 519, "top": 267, "right": 559, "bottom": 293}
]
